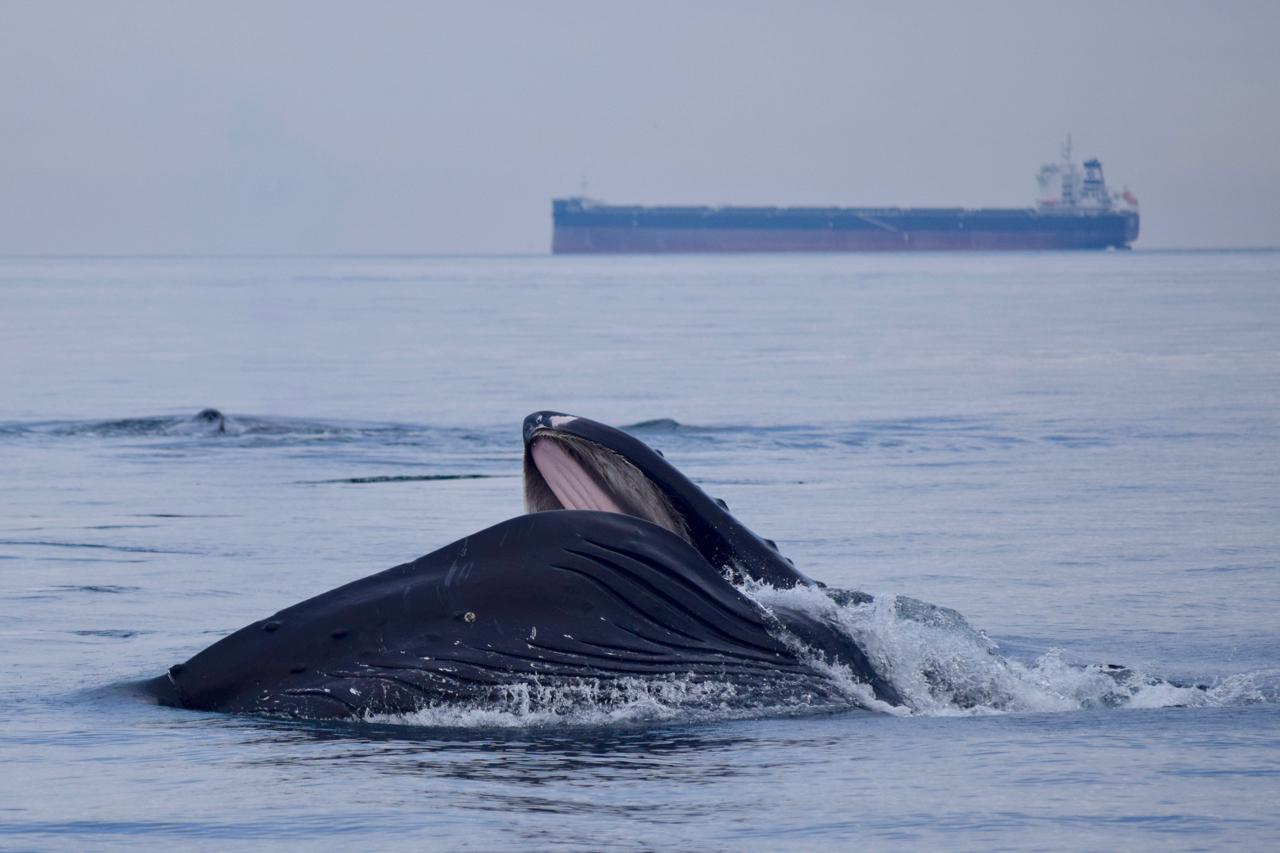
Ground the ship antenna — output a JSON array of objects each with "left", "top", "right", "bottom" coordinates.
[
  {"left": 1062, "top": 133, "right": 1072, "bottom": 164},
  {"left": 579, "top": 175, "right": 589, "bottom": 197}
]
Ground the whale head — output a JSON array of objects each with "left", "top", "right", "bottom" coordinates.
[
  {"left": 192, "top": 408, "right": 226, "bottom": 434},
  {"left": 522, "top": 411, "right": 812, "bottom": 589}
]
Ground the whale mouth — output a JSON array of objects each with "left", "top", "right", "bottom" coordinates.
[{"left": 524, "top": 431, "right": 692, "bottom": 546}]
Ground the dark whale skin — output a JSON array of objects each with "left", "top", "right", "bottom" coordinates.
[{"left": 148, "top": 511, "right": 900, "bottom": 719}]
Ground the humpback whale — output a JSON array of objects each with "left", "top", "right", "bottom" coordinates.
[{"left": 147, "top": 412, "right": 904, "bottom": 718}]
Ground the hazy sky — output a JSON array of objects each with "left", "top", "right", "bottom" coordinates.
[{"left": 3, "top": 1, "right": 1278, "bottom": 253}]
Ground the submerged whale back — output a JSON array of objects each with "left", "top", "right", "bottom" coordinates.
[{"left": 153, "top": 511, "right": 839, "bottom": 718}]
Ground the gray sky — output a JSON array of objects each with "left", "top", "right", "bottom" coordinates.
[{"left": 2, "top": 0, "right": 1277, "bottom": 253}]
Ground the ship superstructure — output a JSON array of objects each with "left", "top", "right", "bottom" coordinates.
[{"left": 1036, "top": 136, "right": 1138, "bottom": 212}]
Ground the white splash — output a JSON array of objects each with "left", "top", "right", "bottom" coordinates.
[
  {"left": 741, "top": 581, "right": 1272, "bottom": 717},
  {"left": 363, "top": 676, "right": 824, "bottom": 729}
]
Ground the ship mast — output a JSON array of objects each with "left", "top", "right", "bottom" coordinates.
[{"left": 1059, "top": 134, "right": 1079, "bottom": 207}]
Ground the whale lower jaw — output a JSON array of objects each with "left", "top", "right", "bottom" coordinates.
[
  {"left": 197, "top": 657, "right": 846, "bottom": 720},
  {"left": 151, "top": 512, "right": 892, "bottom": 720}
]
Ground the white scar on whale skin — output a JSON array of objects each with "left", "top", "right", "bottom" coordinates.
[{"left": 530, "top": 438, "right": 624, "bottom": 513}]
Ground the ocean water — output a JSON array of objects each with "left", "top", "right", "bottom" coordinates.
[{"left": 0, "top": 251, "right": 1277, "bottom": 849}]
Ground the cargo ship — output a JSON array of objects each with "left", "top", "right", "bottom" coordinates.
[{"left": 552, "top": 141, "right": 1139, "bottom": 253}]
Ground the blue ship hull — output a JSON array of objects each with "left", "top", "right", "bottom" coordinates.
[{"left": 552, "top": 199, "right": 1139, "bottom": 253}]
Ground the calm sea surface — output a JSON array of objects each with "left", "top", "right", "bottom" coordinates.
[{"left": 1, "top": 251, "right": 1277, "bottom": 850}]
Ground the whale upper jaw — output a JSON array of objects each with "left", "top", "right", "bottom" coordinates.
[
  {"left": 521, "top": 411, "right": 813, "bottom": 590},
  {"left": 524, "top": 427, "right": 693, "bottom": 547}
]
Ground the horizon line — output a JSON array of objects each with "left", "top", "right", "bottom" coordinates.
[{"left": 2, "top": 246, "right": 1279, "bottom": 260}]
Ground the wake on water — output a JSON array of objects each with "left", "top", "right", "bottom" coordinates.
[{"left": 367, "top": 582, "right": 1274, "bottom": 729}]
